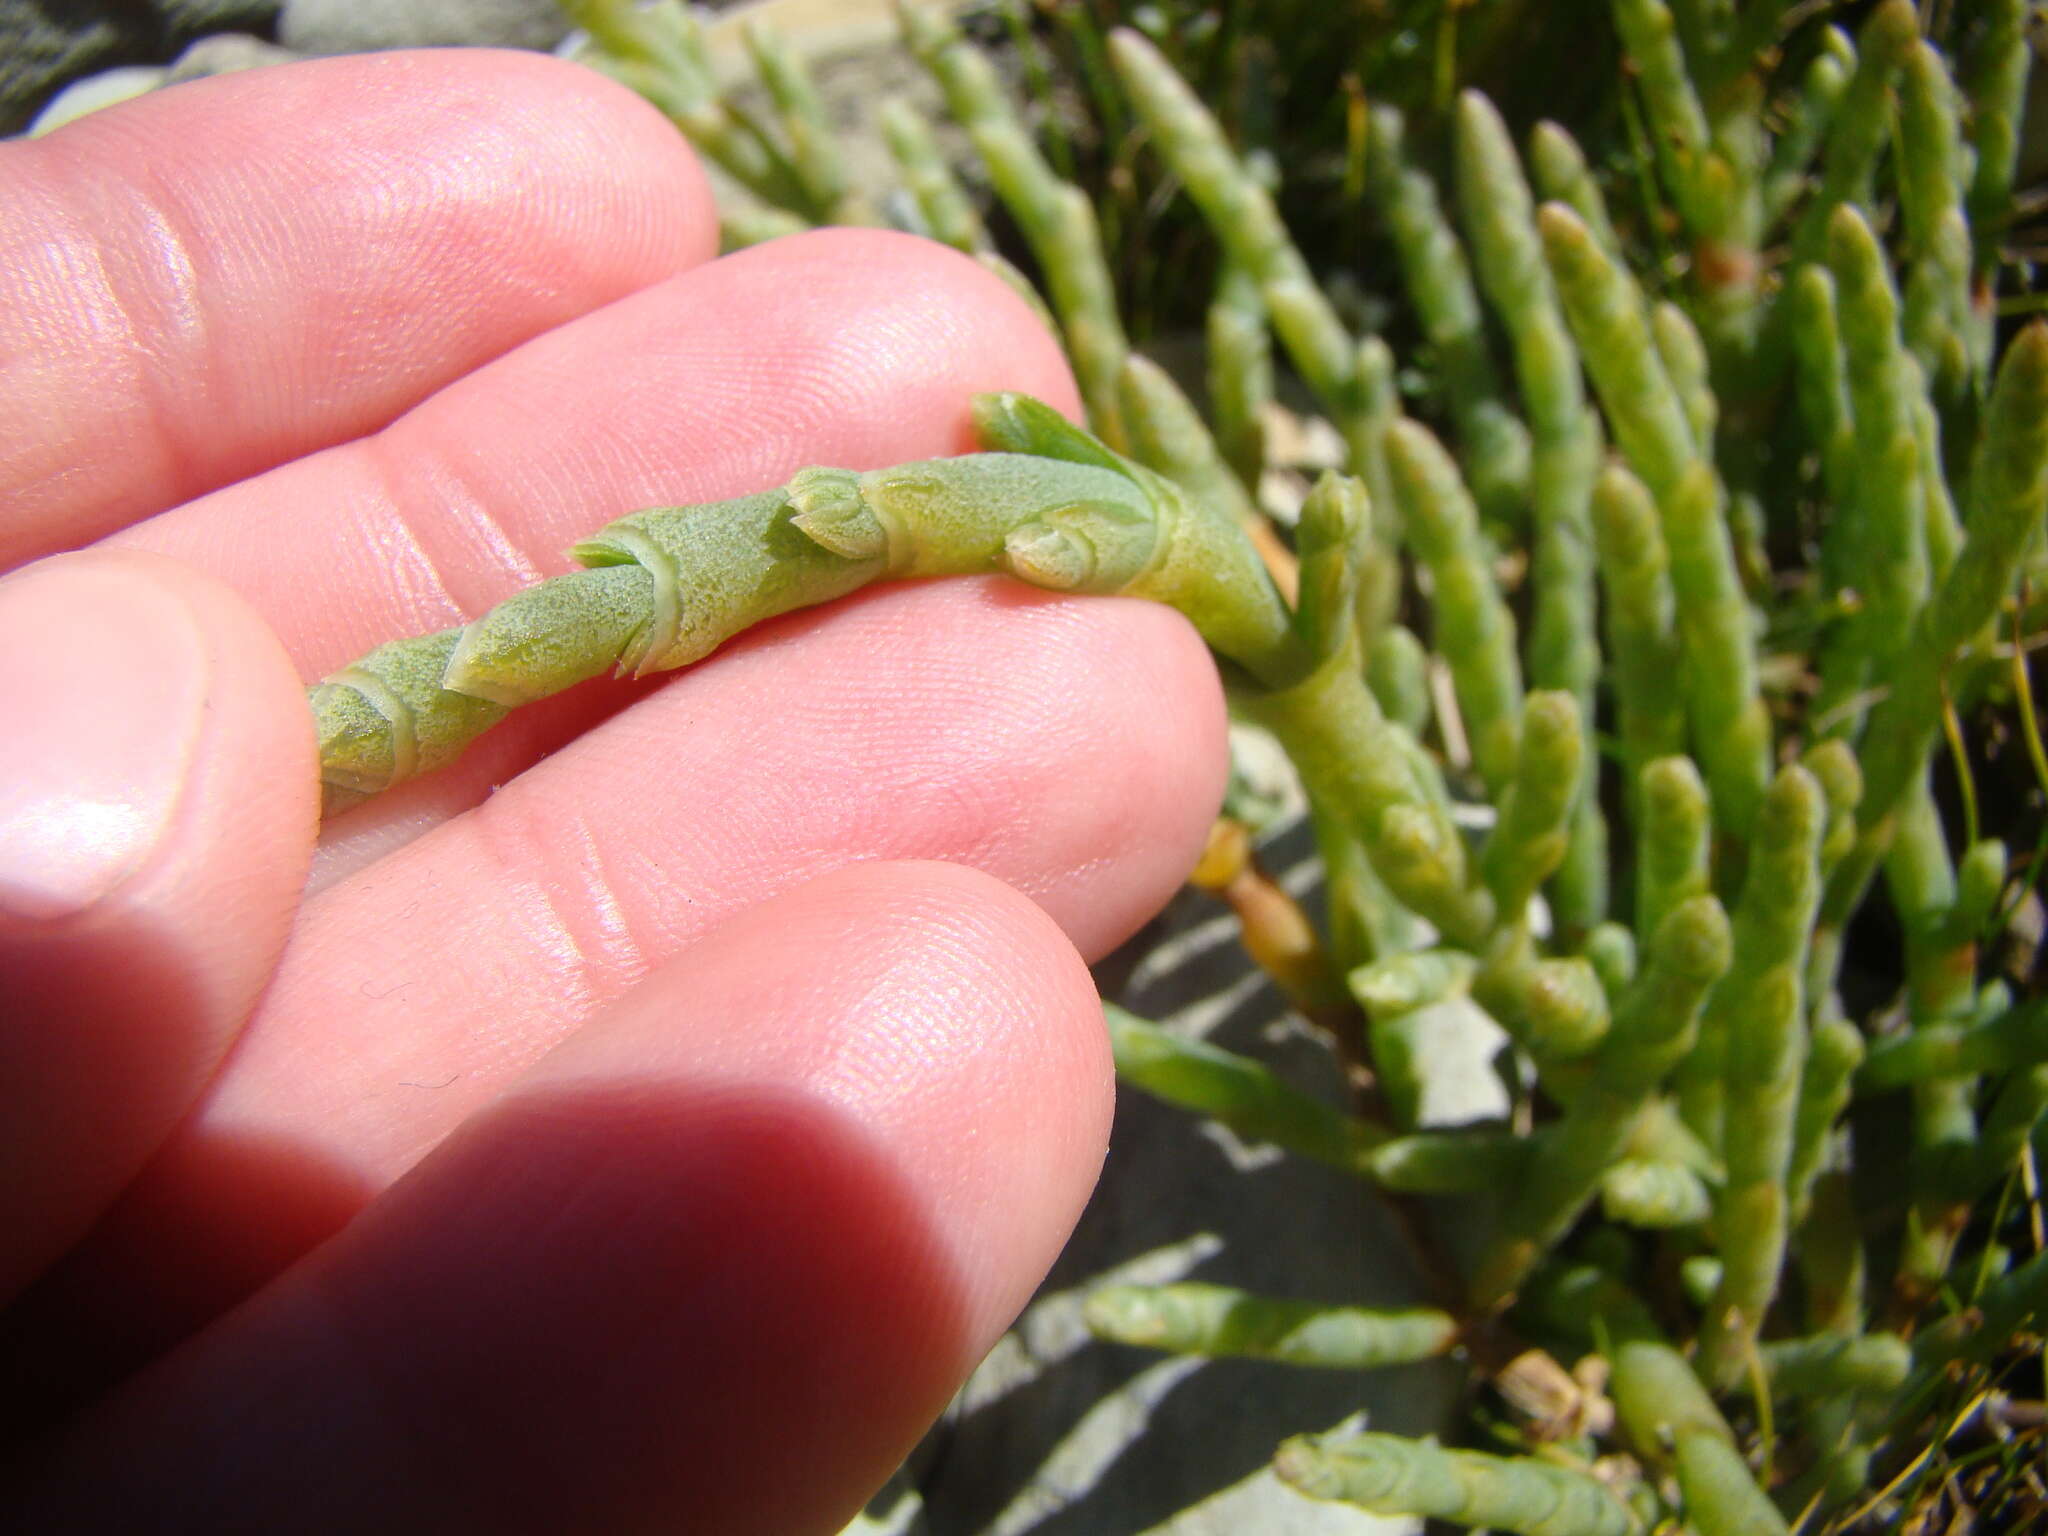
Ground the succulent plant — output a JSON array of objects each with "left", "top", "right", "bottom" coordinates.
[{"left": 314, "top": 2, "right": 2048, "bottom": 1528}]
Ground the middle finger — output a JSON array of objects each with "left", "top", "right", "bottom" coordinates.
[{"left": 112, "top": 227, "right": 1082, "bottom": 841}]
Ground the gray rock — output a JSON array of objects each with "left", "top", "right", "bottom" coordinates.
[
  {"left": 165, "top": 31, "right": 298, "bottom": 84},
  {"left": 0, "top": 1, "right": 279, "bottom": 135},
  {"left": 25, "top": 33, "right": 297, "bottom": 137},
  {"left": 26, "top": 64, "right": 166, "bottom": 137},
  {"left": 2, "top": 4, "right": 124, "bottom": 133},
  {"left": 278, "top": 0, "right": 570, "bottom": 54},
  {"left": 158, "top": 1, "right": 281, "bottom": 36}
]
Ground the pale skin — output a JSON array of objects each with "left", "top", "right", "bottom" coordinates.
[{"left": 0, "top": 51, "right": 1227, "bottom": 1531}]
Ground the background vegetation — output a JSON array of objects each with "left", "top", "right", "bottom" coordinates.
[{"left": 548, "top": 2, "right": 2048, "bottom": 1530}]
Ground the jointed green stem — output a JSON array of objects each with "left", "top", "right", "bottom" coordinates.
[
  {"left": 1859, "top": 997, "right": 2048, "bottom": 1090},
  {"left": 1897, "top": 40, "right": 1975, "bottom": 400},
  {"left": 1820, "top": 324, "right": 2048, "bottom": 986},
  {"left": 1827, "top": 206, "right": 1931, "bottom": 702},
  {"left": 1541, "top": 204, "right": 1770, "bottom": 833},
  {"left": 1963, "top": 0, "right": 2031, "bottom": 281},
  {"left": 1107, "top": 29, "right": 1384, "bottom": 496},
  {"left": 563, "top": 0, "right": 809, "bottom": 213},
  {"left": 1458, "top": 89, "right": 1606, "bottom": 929},
  {"left": 1761, "top": 29, "right": 1851, "bottom": 225},
  {"left": 1206, "top": 262, "right": 1273, "bottom": 493},
  {"left": 1246, "top": 648, "right": 1496, "bottom": 953},
  {"left": 1106, "top": 1004, "right": 1387, "bottom": 1174},
  {"left": 878, "top": 96, "right": 986, "bottom": 252},
  {"left": 1529, "top": 121, "right": 1620, "bottom": 259},
  {"left": 1367, "top": 101, "right": 1531, "bottom": 524},
  {"left": 1471, "top": 892, "right": 1730, "bottom": 1306},
  {"left": 1593, "top": 469, "right": 1688, "bottom": 785},
  {"left": 1608, "top": 1338, "right": 1791, "bottom": 1535},
  {"left": 743, "top": 23, "right": 871, "bottom": 226},
  {"left": 313, "top": 396, "right": 1291, "bottom": 813},
  {"left": 1695, "top": 766, "right": 1825, "bottom": 1387},
  {"left": 1790, "top": 0, "right": 1917, "bottom": 267},
  {"left": 1787, "top": 1016, "right": 1862, "bottom": 1225},
  {"left": 902, "top": 5, "right": 1130, "bottom": 446},
  {"left": 1633, "top": 755, "right": 1711, "bottom": 942},
  {"left": 1612, "top": 0, "right": 1725, "bottom": 243},
  {"left": 1388, "top": 420, "right": 1525, "bottom": 791},
  {"left": 1276, "top": 1430, "right": 1642, "bottom": 1535},
  {"left": 1084, "top": 1283, "right": 1457, "bottom": 1370},
  {"left": 1482, "top": 692, "right": 1583, "bottom": 920}
]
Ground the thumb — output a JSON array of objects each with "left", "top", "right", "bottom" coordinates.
[{"left": 0, "top": 549, "right": 315, "bottom": 1300}]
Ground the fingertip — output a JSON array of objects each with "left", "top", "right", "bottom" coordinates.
[
  {"left": 0, "top": 48, "right": 720, "bottom": 560},
  {"left": 15, "top": 861, "right": 1112, "bottom": 1533},
  {"left": 531, "top": 856, "right": 1115, "bottom": 1346},
  {"left": 45, "top": 47, "right": 719, "bottom": 281},
  {"left": 712, "top": 227, "right": 1085, "bottom": 451},
  {"left": 0, "top": 549, "right": 315, "bottom": 1295},
  {"left": 1040, "top": 595, "right": 1231, "bottom": 950}
]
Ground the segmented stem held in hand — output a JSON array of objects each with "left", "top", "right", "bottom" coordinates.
[{"left": 311, "top": 395, "right": 1290, "bottom": 813}]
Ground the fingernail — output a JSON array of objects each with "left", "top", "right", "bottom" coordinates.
[{"left": 0, "top": 557, "right": 208, "bottom": 922}]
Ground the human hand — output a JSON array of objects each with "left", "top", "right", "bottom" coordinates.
[{"left": 0, "top": 51, "right": 1225, "bottom": 1531}]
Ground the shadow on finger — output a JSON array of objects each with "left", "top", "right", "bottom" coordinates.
[{"left": 9, "top": 1080, "right": 972, "bottom": 1536}]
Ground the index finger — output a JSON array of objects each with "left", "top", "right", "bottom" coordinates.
[{"left": 0, "top": 49, "right": 717, "bottom": 568}]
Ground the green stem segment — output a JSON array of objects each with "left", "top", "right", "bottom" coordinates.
[
  {"left": 902, "top": 5, "right": 1130, "bottom": 444},
  {"left": 1388, "top": 419, "right": 1525, "bottom": 791},
  {"left": 1276, "top": 1430, "right": 1641, "bottom": 1536},
  {"left": 1540, "top": 203, "right": 1770, "bottom": 834},
  {"left": 1085, "top": 1283, "right": 1456, "bottom": 1370},
  {"left": 1106, "top": 1004, "right": 1386, "bottom": 1174},
  {"left": 1471, "top": 892, "right": 1731, "bottom": 1306},
  {"left": 313, "top": 395, "right": 1290, "bottom": 813},
  {"left": 1695, "top": 766, "right": 1825, "bottom": 1387},
  {"left": 1821, "top": 325, "right": 2048, "bottom": 969},
  {"left": 1369, "top": 101, "right": 1532, "bottom": 523},
  {"left": 1458, "top": 89, "right": 1607, "bottom": 928},
  {"left": 1611, "top": 1340, "right": 1789, "bottom": 1536}
]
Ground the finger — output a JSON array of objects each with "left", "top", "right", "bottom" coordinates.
[
  {"left": 0, "top": 49, "right": 715, "bottom": 567},
  {"left": 0, "top": 551, "right": 315, "bottom": 1302},
  {"left": 112, "top": 227, "right": 1082, "bottom": 681},
  {"left": 305, "top": 682, "right": 664, "bottom": 894},
  {"left": 124, "top": 226, "right": 1081, "bottom": 863},
  {"left": 10, "top": 862, "right": 1111, "bottom": 1535},
  {"left": 9, "top": 579, "right": 1221, "bottom": 1401}
]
